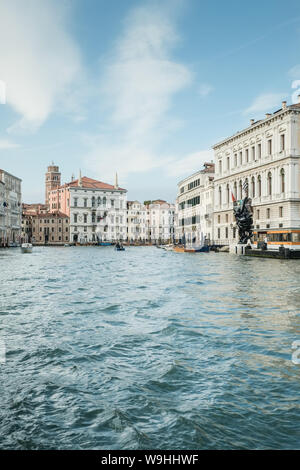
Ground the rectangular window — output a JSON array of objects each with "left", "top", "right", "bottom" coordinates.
[
  {"left": 258, "top": 143, "right": 262, "bottom": 159},
  {"left": 234, "top": 154, "right": 237, "bottom": 166},
  {"left": 218, "top": 228, "right": 220, "bottom": 239},
  {"left": 84, "top": 199, "right": 87, "bottom": 208},
  {"left": 280, "top": 134, "right": 285, "bottom": 151},
  {"left": 252, "top": 146, "right": 255, "bottom": 160},
  {"left": 279, "top": 206, "right": 283, "bottom": 218},
  {"left": 246, "top": 149, "right": 249, "bottom": 162},
  {"left": 74, "top": 198, "right": 78, "bottom": 207},
  {"left": 84, "top": 214, "right": 87, "bottom": 223},
  {"left": 227, "top": 157, "right": 230, "bottom": 170},
  {"left": 267, "top": 208, "right": 270, "bottom": 219},
  {"left": 257, "top": 209, "right": 260, "bottom": 219},
  {"left": 268, "top": 139, "right": 272, "bottom": 155}
]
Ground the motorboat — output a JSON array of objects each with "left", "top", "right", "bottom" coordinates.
[
  {"left": 21, "top": 243, "right": 33, "bottom": 253},
  {"left": 163, "top": 244, "right": 174, "bottom": 251},
  {"left": 115, "top": 244, "right": 125, "bottom": 251},
  {"left": 184, "top": 245, "right": 209, "bottom": 253}
]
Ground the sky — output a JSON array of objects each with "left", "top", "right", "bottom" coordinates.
[{"left": 1, "top": 0, "right": 300, "bottom": 204}]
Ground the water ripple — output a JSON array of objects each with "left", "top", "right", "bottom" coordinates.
[{"left": 0, "top": 247, "right": 299, "bottom": 449}]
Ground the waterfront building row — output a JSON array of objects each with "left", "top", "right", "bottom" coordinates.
[
  {"left": 22, "top": 165, "right": 175, "bottom": 245},
  {"left": 0, "top": 169, "right": 22, "bottom": 246}
]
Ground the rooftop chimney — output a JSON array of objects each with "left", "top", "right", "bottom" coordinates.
[
  {"left": 282, "top": 101, "right": 287, "bottom": 109},
  {"left": 266, "top": 113, "right": 271, "bottom": 118},
  {"left": 250, "top": 119, "right": 255, "bottom": 125}
]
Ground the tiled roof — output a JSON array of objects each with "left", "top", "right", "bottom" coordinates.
[{"left": 58, "top": 176, "right": 126, "bottom": 191}]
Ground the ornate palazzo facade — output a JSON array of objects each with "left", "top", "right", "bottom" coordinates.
[{"left": 213, "top": 100, "right": 300, "bottom": 247}]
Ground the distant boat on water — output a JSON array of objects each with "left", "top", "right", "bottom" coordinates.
[{"left": 21, "top": 243, "right": 32, "bottom": 253}]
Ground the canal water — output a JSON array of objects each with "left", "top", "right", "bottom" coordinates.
[{"left": 0, "top": 247, "right": 299, "bottom": 449}]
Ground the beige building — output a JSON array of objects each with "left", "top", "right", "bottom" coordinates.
[
  {"left": 22, "top": 204, "right": 69, "bottom": 245},
  {"left": 0, "top": 169, "right": 22, "bottom": 246},
  {"left": 213, "top": 99, "right": 300, "bottom": 248},
  {"left": 176, "top": 162, "right": 215, "bottom": 245}
]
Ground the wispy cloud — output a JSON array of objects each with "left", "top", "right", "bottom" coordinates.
[
  {"left": 198, "top": 83, "right": 214, "bottom": 98},
  {"left": 0, "top": 139, "right": 20, "bottom": 150},
  {"left": 166, "top": 149, "right": 213, "bottom": 178},
  {"left": 0, "top": 0, "right": 81, "bottom": 133},
  {"left": 84, "top": 3, "right": 192, "bottom": 183},
  {"left": 244, "top": 92, "right": 287, "bottom": 115}
]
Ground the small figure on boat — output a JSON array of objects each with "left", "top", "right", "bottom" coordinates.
[{"left": 115, "top": 241, "right": 125, "bottom": 251}]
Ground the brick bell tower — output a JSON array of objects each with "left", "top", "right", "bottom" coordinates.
[{"left": 45, "top": 163, "right": 61, "bottom": 207}]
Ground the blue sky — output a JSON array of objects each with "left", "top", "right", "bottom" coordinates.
[{"left": 1, "top": 0, "right": 300, "bottom": 203}]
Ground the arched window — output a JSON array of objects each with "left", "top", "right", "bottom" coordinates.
[
  {"left": 268, "top": 172, "right": 272, "bottom": 196},
  {"left": 97, "top": 196, "right": 101, "bottom": 206},
  {"left": 280, "top": 168, "right": 285, "bottom": 193},
  {"left": 219, "top": 186, "right": 222, "bottom": 205},
  {"left": 251, "top": 177, "right": 255, "bottom": 198},
  {"left": 103, "top": 196, "right": 106, "bottom": 207},
  {"left": 226, "top": 184, "right": 230, "bottom": 204},
  {"left": 91, "top": 196, "right": 96, "bottom": 207},
  {"left": 257, "top": 175, "right": 262, "bottom": 197}
]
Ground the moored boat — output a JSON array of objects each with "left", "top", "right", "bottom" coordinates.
[
  {"left": 184, "top": 245, "right": 209, "bottom": 253},
  {"left": 21, "top": 243, "right": 33, "bottom": 253},
  {"left": 173, "top": 245, "right": 185, "bottom": 253}
]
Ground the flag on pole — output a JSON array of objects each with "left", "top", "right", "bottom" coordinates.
[{"left": 231, "top": 188, "right": 236, "bottom": 203}]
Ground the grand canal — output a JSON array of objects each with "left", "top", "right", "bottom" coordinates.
[{"left": 0, "top": 246, "right": 299, "bottom": 449}]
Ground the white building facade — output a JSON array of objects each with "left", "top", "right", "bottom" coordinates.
[
  {"left": 127, "top": 201, "right": 149, "bottom": 242},
  {"left": 176, "top": 163, "right": 215, "bottom": 245},
  {"left": 0, "top": 169, "right": 22, "bottom": 246},
  {"left": 213, "top": 100, "right": 300, "bottom": 248},
  {"left": 147, "top": 200, "right": 175, "bottom": 244},
  {"left": 49, "top": 175, "right": 127, "bottom": 244}
]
